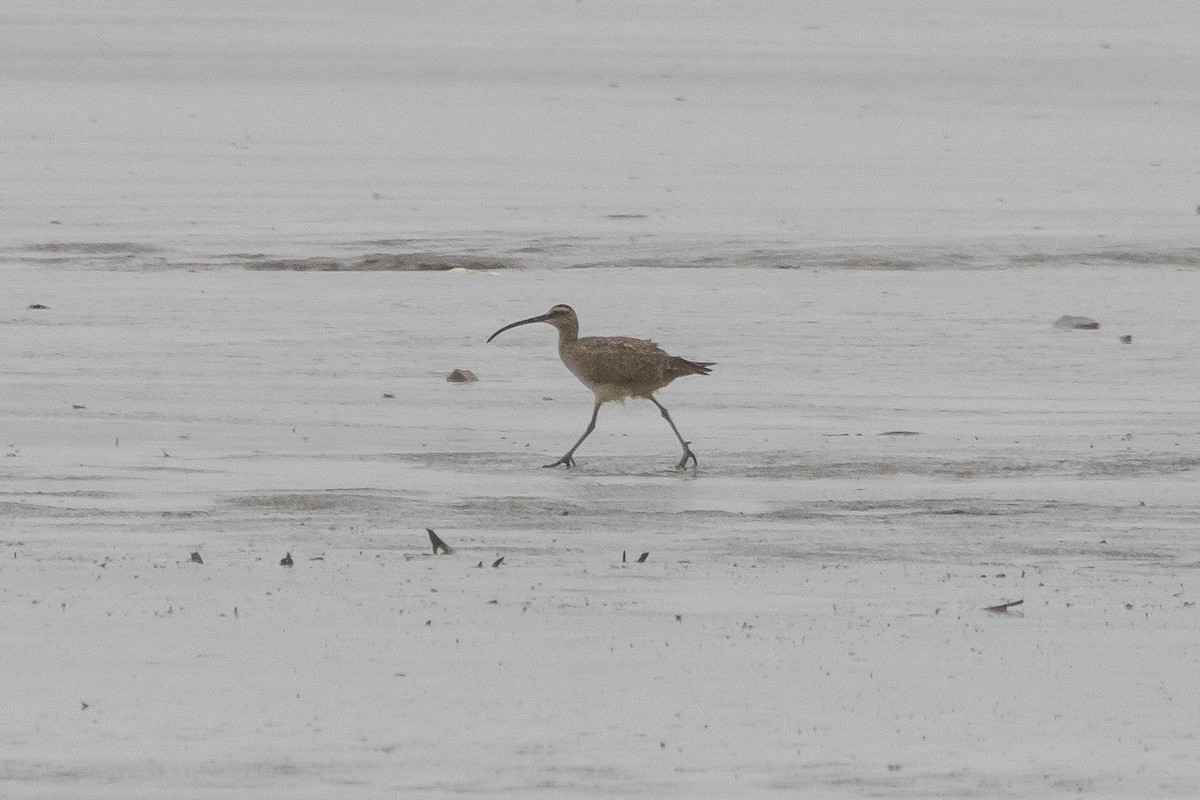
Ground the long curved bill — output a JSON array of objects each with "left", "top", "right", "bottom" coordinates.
[{"left": 486, "top": 313, "right": 551, "bottom": 342}]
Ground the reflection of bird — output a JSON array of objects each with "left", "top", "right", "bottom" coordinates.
[{"left": 487, "top": 304, "right": 713, "bottom": 470}]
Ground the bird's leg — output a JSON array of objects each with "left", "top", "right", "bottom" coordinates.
[
  {"left": 649, "top": 397, "right": 697, "bottom": 471},
  {"left": 544, "top": 402, "right": 602, "bottom": 468}
]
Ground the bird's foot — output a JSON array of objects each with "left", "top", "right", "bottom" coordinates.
[
  {"left": 675, "top": 444, "right": 698, "bottom": 472},
  {"left": 544, "top": 454, "right": 575, "bottom": 469}
]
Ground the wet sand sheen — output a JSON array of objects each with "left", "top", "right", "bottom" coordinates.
[{"left": 2, "top": 262, "right": 1199, "bottom": 796}]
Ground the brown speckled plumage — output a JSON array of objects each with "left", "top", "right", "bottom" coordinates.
[
  {"left": 488, "top": 304, "right": 713, "bottom": 470},
  {"left": 560, "top": 335, "right": 711, "bottom": 403}
]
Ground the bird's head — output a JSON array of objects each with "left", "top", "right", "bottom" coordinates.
[{"left": 487, "top": 304, "right": 577, "bottom": 342}]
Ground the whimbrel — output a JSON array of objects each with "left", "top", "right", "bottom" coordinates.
[{"left": 487, "top": 304, "right": 713, "bottom": 470}]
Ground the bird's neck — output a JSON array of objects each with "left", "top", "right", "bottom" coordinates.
[{"left": 555, "top": 320, "right": 579, "bottom": 348}]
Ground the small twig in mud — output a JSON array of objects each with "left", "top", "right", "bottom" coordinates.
[
  {"left": 984, "top": 598, "right": 1023, "bottom": 613},
  {"left": 622, "top": 550, "right": 627, "bottom": 563},
  {"left": 189, "top": 551, "right": 203, "bottom": 564},
  {"left": 492, "top": 557, "right": 504, "bottom": 568},
  {"left": 637, "top": 552, "right": 650, "bottom": 563},
  {"left": 427, "top": 528, "right": 455, "bottom": 555},
  {"left": 280, "top": 552, "right": 294, "bottom": 567}
]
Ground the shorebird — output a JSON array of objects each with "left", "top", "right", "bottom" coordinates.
[{"left": 487, "top": 304, "right": 713, "bottom": 470}]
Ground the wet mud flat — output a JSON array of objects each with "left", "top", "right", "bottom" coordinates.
[{"left": 3, "top": 261, "right": 1200, "bottom": 797}]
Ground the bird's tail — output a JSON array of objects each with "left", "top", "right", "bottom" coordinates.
[{"left": 672, "top": 357, "right": 714, "bottom": 376}]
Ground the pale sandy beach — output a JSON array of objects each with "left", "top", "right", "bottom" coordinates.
[{"left": 3, "top": 2, "right": 1200, "bottom": 797}]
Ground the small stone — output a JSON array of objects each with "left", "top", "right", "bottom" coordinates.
[
  {"left": 190, "top": 551, "right": 203, "bottom": 564},
  {"left": 446, "top": 369, "right": 479, "bottom": 383},
  {"left": 1119, "top": 334, "right": 1132, "bottom": 344},
  {"left": 1054, "top": 315, "right": 1100, "bottom": 330},
  {"left": 280, "top": 552, "right": 294, "bottom": 567}
]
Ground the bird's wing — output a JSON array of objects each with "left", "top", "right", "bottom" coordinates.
[{"left": 568, "top": 336, "right": 671, "bottom": 389}]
